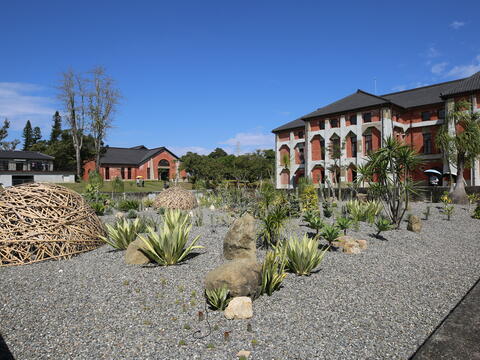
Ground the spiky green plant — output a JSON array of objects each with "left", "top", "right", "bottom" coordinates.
[
  {"left": 346, "top": 199, "right": 383, "bottom": 223},
  {"left": 205, "top": 286, "right": 230, "bottom": 310},
  {"left": 336, "top": 217, "right": 352, "bottom": 235},
  {"left": 285, "top": 234, "right": 328, "bottom": 276},
  {"left": 302, "top": 210, "right": 324, "bottom": 236},
  {"left": 375, "top": 217, "right": 392, "bottom": 238},
  {"left": 321, "top": 224, "right": 340, "bottom": 245},
  {"left": 139, "top": 209, "right": 203, "bottom": 265},
  {"left": 443, "top": 204, "right": 455, "bottom": 221},
  {"left": 259, "top": 205, "right": 288, "bottom": 247},
  {"left": 472, "top": 204, "right": 480, "bottom": 219},
  {"left": 322, "top": 202, "right": 333, "bottom": 218},
  {"left": 260, "top": 244, "right": 288, "bottom": 296},
  {"left": 101, "top": 218, "right": 144, "bottom": 249}
]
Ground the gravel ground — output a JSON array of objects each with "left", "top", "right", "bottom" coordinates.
[{"left": 1, "top": 202, "right": 480, "bottom": 360}]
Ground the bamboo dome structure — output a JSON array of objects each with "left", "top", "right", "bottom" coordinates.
[
  {"left": 153, "top": 186, "right": 198, "bottom": 210},
  {"left": 0, "top": 183, "right": 105, "bottom": 267}
]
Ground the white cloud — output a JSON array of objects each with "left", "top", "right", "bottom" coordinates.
[
  {"left": 168, "top": 146, "right": 212, "bottom": 156},
  {"left": 425, "top": 46, "right": 440, "bottom": 58},
  {"left": 431, "top": 62, "right": 448, "bottom": 74},
  {"left": 446, "top": 55, "right": 480, "bottom": 78},
  {"left": 221, "top": 132, "right": 273, "bottom": 147},
  {"left": 450, "top": 21, "right": 465, "bottom": 30},
  {"left": 391, "top": 85, "right": 406, "bottom": 92},
  {"left": 0, "top": 82, "right": 56, "bottom": 132}
]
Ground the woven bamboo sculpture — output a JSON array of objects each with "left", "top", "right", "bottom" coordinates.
[
  {"left": 0, "top": 183, "right": 105, "bottom": 267},
  {"left": 154, "top": 186, "right": 198, "bottom": 210}
]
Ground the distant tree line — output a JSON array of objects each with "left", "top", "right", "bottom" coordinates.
[{"left": 180, "top": 147, "right": 275, "bottom": 186}]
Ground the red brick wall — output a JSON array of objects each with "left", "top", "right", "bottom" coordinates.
[
  {"left": 310, "top": 135, "right": 322, "bottom": 161},
  {"left": 280, "top": 170, "right": 289, "bottom": 185},
  {"left": 294, "top": 129, "right": 305, "bottom": 140},
  {"left": 279, "top": 145, "right": 290, "bottom": 165},
  {"left": 397, "top": 105, "right": 442, "bottom": 124},
  {"left": 278, "top": 131, "right": 290, "bottom": 142},
  {"left": 311, "top": 167, "right": 324, "bottom": 184},
  {"left": 310, "top": 119, "right": 319, "bottom": 131}
]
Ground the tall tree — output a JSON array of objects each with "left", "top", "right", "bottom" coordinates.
[
  {"left": 58, "top": 69, "right": 87, "bottom": 179},
  {"left": 22, "top": 120, "right": 33, "bottom": 150},
  {"left": 0, "top": 118, "right": 20, "bottom": 150},
  {"left": 87, "top": 66, "right": 120, "bottom": 171},
  {"left": 436, "top": 100, "right": 480, "bottom": 204},
  {"left": 32, "top": 126, "right": 42, "bottom": 144},
  {"left": 50, "top": 111, "right": 62, "bottom": 143}
]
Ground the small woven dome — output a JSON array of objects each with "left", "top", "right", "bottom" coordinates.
[
  {"left": 154, "top": 186, "right": 198, "bottom": 210},
  {"left": 0, "top": 183, "right": 105, "bottom": 267}
]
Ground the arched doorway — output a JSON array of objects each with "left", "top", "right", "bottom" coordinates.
[{"left": 158, "top": 159, "right": 170, "bottom": 181}]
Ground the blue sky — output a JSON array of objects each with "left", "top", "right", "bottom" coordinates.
[{"left": 1, "top": 0, "right": 479, "bottom": 155}]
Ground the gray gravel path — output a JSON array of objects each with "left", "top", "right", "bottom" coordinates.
[{"left": 1, "top": 203, "right": 480, "bottom": 359}]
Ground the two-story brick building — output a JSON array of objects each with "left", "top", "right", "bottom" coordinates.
[
  {"left": 82, "top": 145, "right": 187, "bottom": 182},
  {"left": 272, "top": 71, "right": 480, "bottom": 189}
]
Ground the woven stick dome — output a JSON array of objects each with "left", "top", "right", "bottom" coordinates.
[
  {"left": 0, "top": 183, "right": 105, "bottom": 267},
  {"left": 153, "top": 187, "right": 198, "bottom": 210}
]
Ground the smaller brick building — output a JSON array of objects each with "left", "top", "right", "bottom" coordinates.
[{"left": 83, "top": 145, "right": 187, "bottom": 181}]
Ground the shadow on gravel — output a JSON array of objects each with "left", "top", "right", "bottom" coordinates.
[
  {"left": 139, "top": 251, "right": 204, "bottom": 267},
  {"left": 0, "top": 333, "right": 14, "bottom": 360}
]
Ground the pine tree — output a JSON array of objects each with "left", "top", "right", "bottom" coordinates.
[
  {"left": 22, "top": 120, "right": 33, "bottom": 150},
  {"left": 50, "top": 111, "right": 62, "bottom": 143},
  {"left": 32, "top": 126, "right": 42, "bottom": 144}
]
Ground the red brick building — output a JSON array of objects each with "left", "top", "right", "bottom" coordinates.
[
  {"left": 83, "top": 145, "right": 187, "bottom": 181},
  {"left": 272, "top": 72, "right": 480, "bottom": 189}
]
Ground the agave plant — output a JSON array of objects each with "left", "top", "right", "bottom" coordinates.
[
  {"left": 260, "top": 244, "right": 288, "bottom": 296},
  {"left": 302, "top": 210, "right": 324, "bottom": 237},
  {"left": 205, "top": 286, "right": 230, "bottom": 310},
  {"left": 375, "top": 217, "right": 392, "bottom": 238},
  {"left": 285, "top": 234, "right": 329, "bottom": 276},
  {"left": 346, "top": 199, "right": 382, "bottom": 223},
  {"left": 139, "top": 209, "right": 203, "bottom": 265},
  {"left": 336, "top": 217, "right": 352, "bottom": 235},
  {"left": 321, "top": 224, "right": 341, "bottom": 245},
  {"left": 101, "top": 218, "right": 144, "bottom": 250},
  {"left": 259, "top": 205, "right": 289, "bottom": 248}
]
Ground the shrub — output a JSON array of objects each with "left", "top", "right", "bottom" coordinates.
[
  {"left": 112, "top": 176, "right": 124, "bottom": 193},
  {"left": 336, "top": 217, "right": 352, "bottom": 235},
  {"left": 321, "top": 224, "right": 340, "bottom": 245},
  {"left": 375, "top": 217, "right": 392, "bottom": 238},
  {"left": 443, "top": 204, "right": 455, "bottom": 221},
  {"left": 90, "top": 202, "right": 105, "bottom": 216},
  {"left": 259, "top": 205, "right": 288, "bottom": 247},
  {"left": 117, "top": 199, "right": 140, "bottom": 211},
  {"left": 139, "top": 209, "right": 203, "bottom": 265},
  {"left": 302, "top": 210, "right": 324, "bottom": 236},
  {"left": 285, "top": 234, "right": 328, "bottom": 276},
  {"left": 299, "top": 183, "right": 319, "bottom": 213},
  {"left": 126, "top": 209, "right": 137, "bottom": 219},
  {"left": 101, "top": 218, "right": 144, "bottom": 249},
  {"left": 261, "top": 244, "right": 287, "bottom": 296},
  {"left": 142, "top": 198, "right": 155, "bottom": 208},
  {"left": 473, "top": 204, "right": 480, "bottom": 219},
  {"left": 346, "top": 199, "right": 382, "bottom": 223},
  {"left": 205, "top": 286, "right": 230, "bottom": 310},
  {"left": 322, "top": 202, "right": 333, "bottom": 218}
]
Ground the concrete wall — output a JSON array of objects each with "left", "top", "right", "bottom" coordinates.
[{"left": 0, "top": 174, "right": 75, "bottom": 187}]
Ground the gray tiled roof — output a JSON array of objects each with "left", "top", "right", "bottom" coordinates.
[
  {"left": 303, "top": 90, "right": 391, "bottom": 119},
  {"left": 271, "top": 118, "right": 305, "bottom": 133},
  {"left": 440, "top": 71, "right": 480, "bottom": 97},
  {"left": 0, "top": 150, "right": 54, "bottom": 160},
  {"left": 100, "top": 146, "right": 178, "bottom": 165}
]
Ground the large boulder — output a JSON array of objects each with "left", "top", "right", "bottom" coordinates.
[
  {"left": 223, "top": 213, "right": 256, "bottom": 260},
  {"left": 205, "top": 258, "right": 261, "bottom": 298},
  {"left": 125, "top": 236, "right": 150, "bottom": 265},
  {"left": 407, "top": 215, "right": 422, "bottom": 232},
  {"left": 224, "top": 297, "right": 253, "bottom": 320}
]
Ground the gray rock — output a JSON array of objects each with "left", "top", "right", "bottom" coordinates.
[
  {"left": 223, "top": 213, "right": 256, "bottom": 260},
  {"left": 125, "top": 236, "right": 150, "bottom": 265},
  {"left": 205, "top": 258, "right": 261, "bottom": 298},
  {"left": 407, "top": 215, "right": 422, "bottom": 232},
  {"left": 224, "top": 297, "right": 253, "bottom": 320}
]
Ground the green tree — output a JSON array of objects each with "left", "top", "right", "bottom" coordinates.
[
  {"left": 32, "top": 126, "right": 42, "bottom": 144},
  {"left": 208, "top": 147, "right": 228, "bottom": 158},
  {"left": 22, "top": 120, "right": 33, "bottom": 150},
  {"left": 436, "top": 100, "right": 480, "bottom": 204},
  {"left": 50, "top": 111, "right": 62, "bottom": 143},
  {"left": 357, "top": 136, "right": 422, "bottom": 229},
  {"left": 0, "top": 118, "right": 20, "bottom": 150}
]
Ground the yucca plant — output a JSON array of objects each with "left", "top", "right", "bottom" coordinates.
[
  {"left": 285, "top": 234, "right": 329, "bottom": 276},
  {"left": 259, "top": 205, "right": 288, "bottom": 248},
  {"left": 101, "top": 218, "right": 144, "bottom": 250},
  {"left": 375, "top": 217, "right": 392, "bottom": 238},
  {"left": 321, "top": 224, "right": 340, "bottom": 245},
  {"left": 302, "top": 210, "right": 324, "bottom": 237},
  {"left": 205, "top": 286, "right": 230, "bottom": 310},
  {"left": 139, "top": 209, "right": 203, "bottom": 265},
  {"left": 336, "top": 217, "right": 352, "bottom": 235},
  {"left": 261, "top": 244, "right": 288, "bottom": 296},
  {"left": 346, "top": 199, "right": 383, "bottom": 223}
]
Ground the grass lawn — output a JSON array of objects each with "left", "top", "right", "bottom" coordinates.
[{"left": 57, "top": 180, "right": 192, "bottom": 193}]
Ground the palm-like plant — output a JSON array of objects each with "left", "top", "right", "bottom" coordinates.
[
  {"left": 302, "top": 210, "right": 324, "bottom": 237},
  {"left": 321, "top": 224, "right": 340, "bottom": 245},
  {"left": 336, "top": 217, "right": 352, "bottom": 235},
  {"left": 285, "top": 234, "right": 328, "bottom": 276},
  {"left": 139, "top": 209, "right": 203, "bottom": 265},
  {"left": 259, "top": 205, "right": 288, "bottom": 247},
  {"left": 356, "top": 137, "right": 422, "bottom": 229},
  {"left": 375, "top": 217, "right": 392, "bottom": 238},
  {"left": 101, "top": 218, "right": 143, "bottom": 249}
]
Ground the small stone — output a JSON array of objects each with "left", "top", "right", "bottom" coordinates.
[
  {"left": 125, "top": 236, "right": 150, "bottom": 265},
  {"left": 407, "top": 215, "right": 422, "bottom": 232},
  {"left": 209, "top": 204, "right": 215, "bottom": 211},
  {"left": 115, "top": 211, "right": 125, "bottom": 219},
  {"left": 344, "top": 245, "right": 361, "bottom": 254},
  {"left": 356, "top": 239, "right": 368, "bottom": 249},
  {"left": 224, "top": 297, "right": 253, "bottom": 320},
  {"left": 237, "top": 350, "right": 251, "bottom": 358}
]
